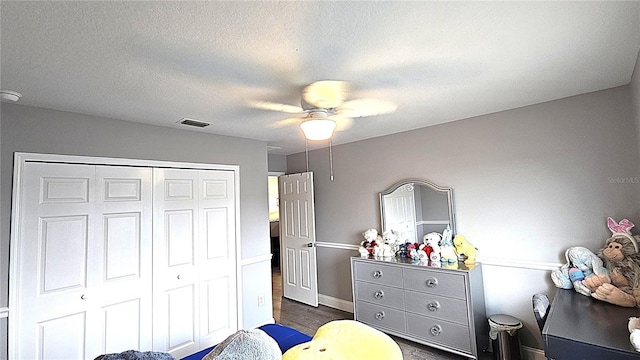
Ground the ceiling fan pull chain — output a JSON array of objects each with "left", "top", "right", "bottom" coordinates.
[
  {"left": 305, "top": 137, "right": 309, "bottom": 173},
  {"left": 329, "top": 138, "right": 334, "bottom": 182}
]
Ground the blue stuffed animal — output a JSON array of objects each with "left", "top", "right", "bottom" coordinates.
[{"left": 551, "top": 246, "right": 609, "bottom": 296}]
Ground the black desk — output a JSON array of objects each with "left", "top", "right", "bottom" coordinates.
[{"left": 543, "top": 289, "right": 640, "bottom": 359}]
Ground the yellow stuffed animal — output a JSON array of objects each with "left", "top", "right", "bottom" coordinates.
[
  {"left": 282, "top": 320, "right": 402, "bottom": 360},
  {"left": 453, "top": 235, "right": 478, "bottom": 265}
]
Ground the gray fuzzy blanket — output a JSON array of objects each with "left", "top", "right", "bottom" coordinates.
[{"left": 94, "top": 350, "right": 174, "bottom": 360}]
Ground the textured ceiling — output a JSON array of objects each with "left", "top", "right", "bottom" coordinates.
[{"left": 2, "top": 1, "right": 639, "bottom": 155}]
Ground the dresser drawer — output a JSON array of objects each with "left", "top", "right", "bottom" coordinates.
[
  {"left": 404, "top": 290, "right": 468, "bottom": 325},
  {"left": 406, "top": 314, "right": 472, "bottom": 354},
  {"left": 403, "top": 268, "right": 466, "bottom": 299},
  {"left": 355, "top": 281, "right": 405, "bottom": 310},
  {"left": 354, "top": 261, "right": 403, "bottom": 287},
  {"left": 356, "top": 301, "right": 406, "bottom": 334}
]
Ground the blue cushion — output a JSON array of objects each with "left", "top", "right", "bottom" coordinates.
[
  {"left": 258, "top": 324, "right": 312, "bottom": 353},
  {"left": 180, "top": 324, "right": 311, "bottom": 360}
]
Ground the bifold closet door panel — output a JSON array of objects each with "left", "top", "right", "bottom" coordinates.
[
  {"left": 152, "top": 168, "right": 200, "bottom": 356},
  {"left": 152, "top": 168, "right": 238, "bottom": 358},
  {"left": 93, "top": 166, "right": 153, "bottom": 354},
  {"left": 14, "top": 162, "right": 153, "bottom": 360},
  {"left": 196, "top": 169, "right": 238, "bottom": 349}
]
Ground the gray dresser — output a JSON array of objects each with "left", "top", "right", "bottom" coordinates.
[{"left": 351, "top": 256, "right": 488, "bottom": 359}]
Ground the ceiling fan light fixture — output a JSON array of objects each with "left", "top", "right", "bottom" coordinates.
[
  {"left": 300, "top": 118, "right": 337, "bottom": 141},
  {"left": 0, "top": 90, "right": 22, "bottom": 102}
]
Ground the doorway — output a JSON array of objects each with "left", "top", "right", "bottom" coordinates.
[{"left": 268, "top": 172, "right": 283, "bottom": 321}]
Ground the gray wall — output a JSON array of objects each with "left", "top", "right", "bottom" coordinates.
[
  {"left": 288, "top": 85, "right": 640, "bottom": 350},
  {"left": 0, "top": 104, "right": 274, "bottom": 357},
  {"left": 632, "top": 49, "right": 640, "bottom": 176},
  {"left": 268, "top": 154, "right": 287, "bottom": 173}
]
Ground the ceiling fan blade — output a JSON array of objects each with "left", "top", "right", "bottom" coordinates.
[
  {"left": 249, "top": 100, "right": 304, "bottom": 114},
  {"left": 303, "top": 80, "right": 349, "bottom": 109},
  {"left": 330, "top": 115, "right": 354, "bottom": 131},
  {"left": 338, "top": 98, "right": 398, "bottom": 118},
  {"left": 268, "top": 117, "right": 304, "bottom": 128}
]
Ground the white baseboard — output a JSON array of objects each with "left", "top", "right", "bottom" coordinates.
[{"left": 318, "top": 294, "right": 354, "bottom": 314}]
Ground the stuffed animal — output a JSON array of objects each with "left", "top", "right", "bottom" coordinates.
[
  {"left": 439, "top": 226, "right": 457, "bottom": 264},
  {"left": 363, "top": 228, "right": 378, "bottom": 242},
  {"left": 629, "top": 317, "right": 640, "bottom": 351},
  {"left": 423, "top": 233, "right": 441, "bottom": 262},
  {"left": 358, "top": 229, "right": 380, "bottom": 256},
  {"left": 551, "top": 246, "right": 609, "bottom": 297},
  {"left": 453, "top": 235, "right": 478, "bottom": 264},
  {"left": 417, "top": 244, "right": 430, "bottom": 259},
  {"left": 583, "top": 217, "right": 640, "bottom": 307}
]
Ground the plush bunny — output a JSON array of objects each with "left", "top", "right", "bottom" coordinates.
[
  {"left": 551, "top": 246, "right": 609, "bottom": 296},
  {"left": 439, "top": 225, "right": 457, "bottom": 264}
]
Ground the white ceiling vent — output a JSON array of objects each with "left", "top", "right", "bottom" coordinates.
[{"left": 177, "top": 118, "right": 210, "bottom": 128}]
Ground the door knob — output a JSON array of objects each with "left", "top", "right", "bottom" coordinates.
[{"left": 307, "top": 242, "right": 315, "bottom": 247}]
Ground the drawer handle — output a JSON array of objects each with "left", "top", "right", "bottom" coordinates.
[
  {"left": 428, "top": 301, "right": 440, "bottom": 312},
  {"left": 373, "top": 270, "right": 383, "bottom": 279},
  {"left": 430, "top": 325, "right": 442, "bottom": 336},
  {"left": 374, "top": 290, "right": 384, "bottom": 300},
  {"left": 426, "top": 277, "right": 438, "bottom": 287},
  {"left": 375, "top": 311, "right": 385, "bottom": 321}
]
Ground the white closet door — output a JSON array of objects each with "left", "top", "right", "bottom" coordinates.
[
  {"left": 14, "top": 162, "right": 152, "bottom": 360},
  {"left": 152, "top": 168, "right": 237, "bottom": 358},
  {"left": 197, "top": 170, "right": 237, "bottom": 348},
  {"left": 92, "top": 166, "right": 153, "bottom": 355}
]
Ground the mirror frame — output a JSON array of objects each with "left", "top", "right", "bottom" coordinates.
[{"left": 379, "top": 178, "right": 456, "bottom": 238}]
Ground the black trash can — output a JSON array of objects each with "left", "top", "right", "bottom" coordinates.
[{"left": 488, "top": 314, "right": 523, "bottom": 360}]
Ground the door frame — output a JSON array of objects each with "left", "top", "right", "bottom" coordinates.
[{"left": 8, "top": 152, "right": 242, "bottom": 358}]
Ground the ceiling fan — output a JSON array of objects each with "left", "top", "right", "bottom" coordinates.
[{"left": 251, "top": 80, "right": 397, "bottom": 141}]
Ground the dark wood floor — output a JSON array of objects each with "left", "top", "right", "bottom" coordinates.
[{"left": 271, "top": 267, "right": 492, "bottom": 360}]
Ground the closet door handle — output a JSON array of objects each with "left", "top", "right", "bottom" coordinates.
[{"left": 80, "top": 294, "right": 87, "bottom": 300}]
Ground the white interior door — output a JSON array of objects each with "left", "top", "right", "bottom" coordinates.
[
  {"left": 153, "top": 168, "right": 237, "bottom": 358},
  {"left": 279, "top": 172, "right": 318, "bottom": 307},
  {"left": 13, "top": 162, "right": 152, "bottom": 360},
  {"left": 382, "top": 183, "right": 417, "bottom": 243}
]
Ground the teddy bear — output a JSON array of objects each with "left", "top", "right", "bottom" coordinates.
[
  {"left": 358, "top": 228, "right": 380, "bottom": 256},
  {"left": 550, "top": 246, "right": 609, "bottom": 297},
  {"left": 382, "top": 230, "right": 399, "bottom": 249},
  {"left": 453, "top": 235, "right": 478, "bottom": 265},
  {"left": 583, "top": 217, "right": 640, "bottom": 307},
  {"left": 423, "top": 232, "right": 441, "bottom": 262},
  {"left": 373, "top": 242, "right": 395, "bottom": 258}
]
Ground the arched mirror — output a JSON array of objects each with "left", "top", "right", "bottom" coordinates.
[{"left": 380, "top": 179, "right": 456, "bottom": 244}]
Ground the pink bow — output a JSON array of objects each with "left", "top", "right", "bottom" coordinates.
[{"left": 608, "top": 217, "right": 635, "bottom": 234}]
